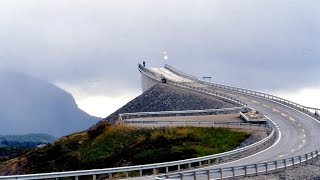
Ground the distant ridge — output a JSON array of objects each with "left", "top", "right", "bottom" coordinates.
[
  {"left": 0, "top": 70, "right": 100, "bottom": 137},
  {"left": 0, "top": 133, "right": 56, "bottom": 147}
]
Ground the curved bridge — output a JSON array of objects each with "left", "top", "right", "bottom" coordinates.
[
  {"left": 138, "top": 64, "right": 320, "bottom": 179},
  {"left": 1, "top": 64, "right": 320, "bottom": 180}
]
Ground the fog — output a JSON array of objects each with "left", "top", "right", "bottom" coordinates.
[{"left": 0, "top": 0, "right": 319, "bottom": 116}]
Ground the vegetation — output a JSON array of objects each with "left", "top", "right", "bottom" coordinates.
[
  {"left": 0, "top": 146, "right": 34, "bottom": 165},
  {"left": 1, "top": 122, "right": 250, "bottom": 174},
  {"left": 0, "top": 133, "right": 56, "bottom": 147}
]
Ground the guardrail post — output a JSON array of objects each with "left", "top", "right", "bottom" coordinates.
[
  {"left": 292, "top": 157, "right": 295, "bottom": 167},
  {"left": 75, "top": 176, "right": 79, "bottom": 180},
  {"left": 188, "top": 163, "right": 191, "bottom": 168},
  {"left": 206, "top": 170, "right": 210, "bottom": 180},
  {"left": 317, "top": 150, "right": 319, "bottom": 160},
  {"left": 232, "top": 167, "right": 235, "bottom": 178},
  {"left": 193, "top": 171, "right": 196, "bottom": 179},
  {"left": 199, "top": 161, "right": 202, "bottom": 166},
  {"left": 245, "top": 166, "right": 248, "bottom": 176},
  {"left": 179, "top": 173, "right": 183, "bottom": 180},
  {"left": 255, "top": 164, "right": 258, "bottom": 175},
  {"left": 178, "top": 164, "right": 181, "bottom": 170},
  {"left": 305, "top": 154, "right": 308, "bottom": 164},
  {"left": 297, "top": 156, "right": 301, "bottom": 165},
  {"left": 220, "top": 168, "right": 223, "bottom": 180},
  {"left": 275, "top": 161, "right": 278, "bottom": 171},
  {"left": 108, "top": 173, "right": 112, "bottom": 180},
  {"left": 153, "top": 168, "right": 157, "bottom": 175},
  {"left": 284, "top": 159, "right": 287, "bottom": 170},
  {"left": 265, "top": 163, "right": 268, "bottom": 174}
]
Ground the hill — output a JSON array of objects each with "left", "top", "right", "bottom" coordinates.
[
  {"left": 0, "top": 123, "right": 250, "bottom": 175},
  {"left": 0, "top": 134, "right": 56, "bottom": 147},
  {"left": 0, "top": 70, "right": 100, "bottom": 137}
]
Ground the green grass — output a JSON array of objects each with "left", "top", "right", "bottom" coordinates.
[{"left": 7, "top": 122, "right": 251, "bottom": 174}]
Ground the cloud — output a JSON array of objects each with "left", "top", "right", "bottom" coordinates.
[{"left": 0, "top": 0, "right": 319, "bottom": 97}]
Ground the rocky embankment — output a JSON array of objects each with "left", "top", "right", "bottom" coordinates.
[{"left": 99, "top": 83, "right": 237, "bottom": 124}]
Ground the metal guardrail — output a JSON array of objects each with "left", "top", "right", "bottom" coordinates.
[
  {"left": 118, "top": 107, "right": 247, "bottom": 122},
  {"left": 164, "top": 63, "right": 320, "bottom": 118},
  {"left": 198, "top": 80, "right": 320, "bottom": 119},
  {"left": 156, "top": 150, "right": 320, "bottom": 180},
  {"left": 0, "top": 124, "right": 274, "bottom": 180},
  {"left": 124, "top": 120, "right": 270, "bottom": 131},
  {"left": 164, "top": 64, "right": 199, "bottom": 82}
]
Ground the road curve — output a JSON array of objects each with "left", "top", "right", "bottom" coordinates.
[{"left": 128, "top": 66, "right": 320, "bottom": 180}]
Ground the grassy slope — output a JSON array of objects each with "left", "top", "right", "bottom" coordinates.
[{"left": 1, "top": 122, "right": 250, "bottom": 174}]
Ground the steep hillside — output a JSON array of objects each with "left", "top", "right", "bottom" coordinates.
[
  {"left": 0, "top": 70, "right": 100, "bottom": 137},
  {"left": 101, "top": 84, "right": 236, "bottom": 124},
  {"left": 0, "top": 123, "right": 250, "bottom": 175}
]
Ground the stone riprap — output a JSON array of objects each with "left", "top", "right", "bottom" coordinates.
[{"left": 99, "top": 83, "right": 237, "bottom": 124}]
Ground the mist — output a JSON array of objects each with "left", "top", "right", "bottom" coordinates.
[{"left": 0, "top": 0, "right": 319, "bottom": 117}]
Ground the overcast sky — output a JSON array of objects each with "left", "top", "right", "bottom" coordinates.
[{"left": 0, "top": 0, "right": 319, "bottom": 117}]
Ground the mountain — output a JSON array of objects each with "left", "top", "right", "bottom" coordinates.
[
  {"left": 0, "top": 134, "right": 56, "bottom": 147},
  {"left": 0, "top": 70, "right": 100, "bottom": 137}
]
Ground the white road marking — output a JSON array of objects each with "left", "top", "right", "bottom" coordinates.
[
  {"left": 281, "top": 113, "right": 288, "bottom": 117},
  {"left": 240, "top": 96, "right": 248, "bottom": 100},
  {"left": 272, "top": 108, "right": 280, "bottom": 112},
  {"left": 251, "top": 100, "right": 260, "bottom": 104},
  {"left": 289, "top": 117, "right": 296, "bottom": 121},
  {"left": 279, "top": 155, "right": 284, "bottom": 158},
  {"left": 263, "top": 104, "right": 271, "bottom": 108}
]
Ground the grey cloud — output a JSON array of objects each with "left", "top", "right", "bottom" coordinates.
[{"left": 0, "top": 0, "right": 319, "bottom": 95}]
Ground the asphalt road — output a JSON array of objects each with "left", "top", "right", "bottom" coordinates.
[{"left": 125, "top": 68, "right": 320, "bottom": 180}]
